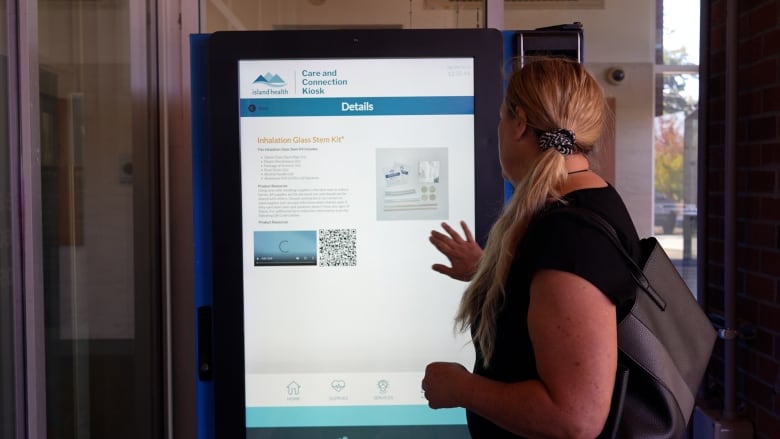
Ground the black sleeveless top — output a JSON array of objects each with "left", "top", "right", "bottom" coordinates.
[{"left": 467, "top": 185, "right": 641, "bottom": 438}]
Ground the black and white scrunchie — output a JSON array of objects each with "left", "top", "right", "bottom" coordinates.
[{"left": 538, "top": 129, "right": 576, "bottom": 155}]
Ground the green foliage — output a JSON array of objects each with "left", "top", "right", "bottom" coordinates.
[{"left": 654, "top": 113, "right": 685, "bottom": 201}]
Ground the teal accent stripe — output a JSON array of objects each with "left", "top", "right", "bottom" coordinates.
[
  {"left": 246, "top": 405, "right": 466, "bottom": 428},
  {"left": 239, "top": 96, "right": 473, "bottom": 117}
]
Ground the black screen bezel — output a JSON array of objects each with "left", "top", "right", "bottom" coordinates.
[{"left": 205, "top": 28, "right": 505, "bottom": 437}]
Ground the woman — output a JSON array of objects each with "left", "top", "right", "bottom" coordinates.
[{"left": 422, "top": 58, "right": 640, "bottom": 438}]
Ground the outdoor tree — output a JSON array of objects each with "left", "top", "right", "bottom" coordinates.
[
  {"left": 661, "top": 47, "right": 698, "bottom": 115},
  {"left": 654, "top": 113, "right": 685, "bottom": 200},
  {"left": 655, "top": 46, "right": 697, "bottom": 202}
]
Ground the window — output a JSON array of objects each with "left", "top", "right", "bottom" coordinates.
[{"left": 655, "top": 0, "right": 700, "bottom": 291}]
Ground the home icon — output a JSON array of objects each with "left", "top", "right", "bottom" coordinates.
[{"left": 287, "top": 381, "right": 301, "bottom": 396}]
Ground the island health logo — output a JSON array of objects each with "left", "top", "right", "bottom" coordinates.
[
  {"left": 253, "top": 72, "right": 287, "bottom": 88},
  {"left": 251, "top": 71, "right": 290, "bottom": 96}
]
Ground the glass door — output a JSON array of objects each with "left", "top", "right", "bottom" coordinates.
[{"left": 36, "top": 0, "right": 162, "bottom": 437}]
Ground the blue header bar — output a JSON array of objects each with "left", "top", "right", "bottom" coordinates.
[{"left": 239, "top": 96, "right": 473, "bottom": 117}]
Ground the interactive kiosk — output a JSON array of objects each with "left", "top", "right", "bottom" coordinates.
[{"left": 193, "top": 28, "right": 505, "bottom": 438}]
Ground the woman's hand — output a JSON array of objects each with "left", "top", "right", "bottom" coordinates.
[
  {"left": 429, "top": 221, "right": 483, "bottom": 282},
  {"left": 422, "top": 362, "right": 471, "bottom": 409}
]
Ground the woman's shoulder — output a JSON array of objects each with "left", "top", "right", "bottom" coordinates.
[
  {"left": 551, "top": 185, "right": 641, "bottom": 257},
  {"left": 530, "top": 185, "right": 637, "bottom": 240},
  {"left": 561, "top": 185, "right": 632, "bottom": 221},
  {"left": 563, "top": 183, "right": 621, "bottom": 203}
]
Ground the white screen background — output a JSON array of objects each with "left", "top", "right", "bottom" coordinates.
[{"left": 239, "top": 58, "right": 477, "bottom": 408}]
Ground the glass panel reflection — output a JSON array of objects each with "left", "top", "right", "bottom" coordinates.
[{"left": 38, "top": 0, "right": 160, "bottom": 437}]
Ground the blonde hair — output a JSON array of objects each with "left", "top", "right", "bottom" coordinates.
[{"left": 455, "top": 57, "right": 608, "bottom": 367}]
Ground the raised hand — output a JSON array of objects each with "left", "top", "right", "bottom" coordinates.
[{"left": 429, "top": 220, "right": 483, "bottom": 282}]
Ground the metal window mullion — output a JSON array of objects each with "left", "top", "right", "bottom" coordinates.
[
  {"left": 12, "top": 0, "right": 47, "bottom": 437},
  {"left": 5, "top": 0, "right": 24, "bottom": 436},
  {"left": 161, "top": 0, "right": 201, "bottom": 436}
]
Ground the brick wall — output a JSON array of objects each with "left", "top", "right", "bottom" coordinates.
[{"left": 704, "top": 1, "right": 780, "bottom": 437}]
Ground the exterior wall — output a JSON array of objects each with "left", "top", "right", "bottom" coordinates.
[{"left": 704, "top": 1, "right": 780, "bottom": 437}]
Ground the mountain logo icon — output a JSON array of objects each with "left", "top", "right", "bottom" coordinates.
[{"left": 253, "top": 72, "right": 287, "bottom": 88}]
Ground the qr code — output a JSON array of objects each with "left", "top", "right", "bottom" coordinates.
[{"left": 318, "top": 229, "right": 357, "bottom": 267}]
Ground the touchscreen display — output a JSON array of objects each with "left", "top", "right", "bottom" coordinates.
[{"left": 238, "top": 57, "right": 477, "bottom": 435}]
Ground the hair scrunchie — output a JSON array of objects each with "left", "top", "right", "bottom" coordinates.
[{"left": 537, "top": 128, "right": 576, "bottom": 155}]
